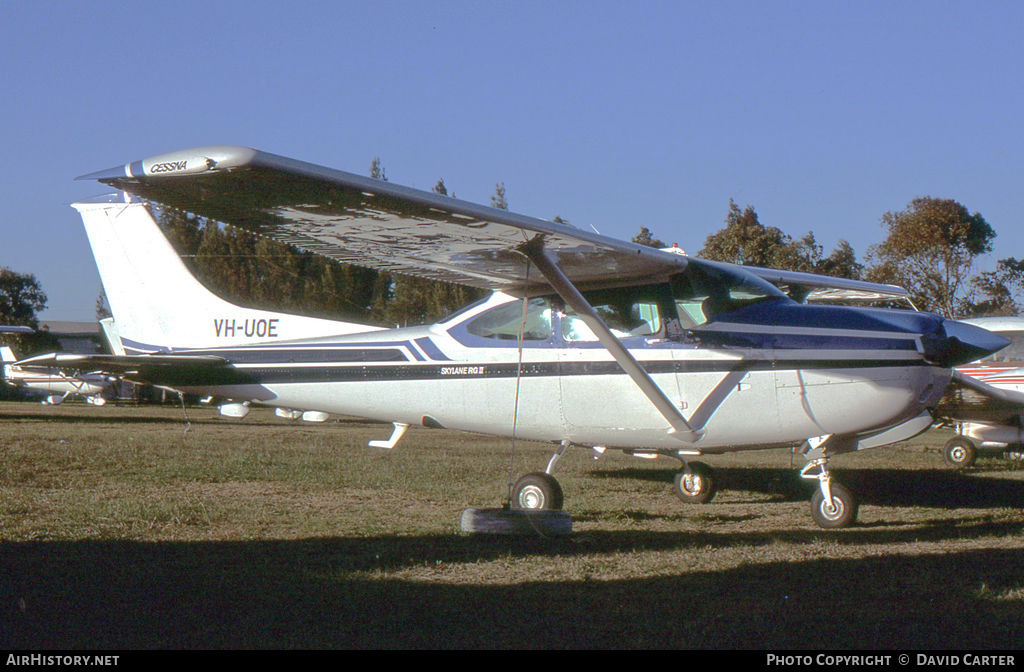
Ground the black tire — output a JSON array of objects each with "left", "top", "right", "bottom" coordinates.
[
  {"left": 460, "top": 508, "right": 572, "bottom": 536},
  {"left": 673, "top": 461, "right": 717, "bottom": 504},
  {"left": 511, "top": 472, "right": 564, "bottom": 511},
  {"left": 810, "top": 481, "right": 858, "bottom": 529},
  {"left": 943, "top": 437, "right": 977, "bottom": 469}
]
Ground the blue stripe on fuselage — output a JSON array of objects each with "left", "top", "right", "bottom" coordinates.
[{"left": 414, "top": 337, "right": 451, "bottom": 361}]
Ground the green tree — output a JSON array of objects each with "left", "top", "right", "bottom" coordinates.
[
  {"left": 0, "top": 267, "right": 61, "bottom": 354},
  {"left": 959, "top": 257, "right": 1024, "bottom": 317},
  {"left": 369, "top": 157, "right": 387, "bottom": 181},
  {"left": 697, "top": 200, "right": 861, "bottom": 279},
  {"left": 490, "top": 182, "right": 508, "bottom": 210},
  {"left": 96, "top": 289, "right": 112, "bottom": 320},
  {"left": 632, "top": 226, "right": 666, "bottom": 249},
  {"left": 0, "top": 267, "right": 47, "bottom": 329},
  {"left": 700, "top": 200, "right": 798, "bottom": 268},
  {"left": 814, "top": 239, "right": 863, "bottom": 280},
  {"left": 865, "top": 197, "right": 995, "bottom": 318}
]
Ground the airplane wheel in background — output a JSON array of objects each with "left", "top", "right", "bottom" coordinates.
[
  {"left": 511, "top": 472, "right": 564, "bottom": 511},
  {"left": 673, "top": 461, "right": 717, "bottom": 504},
  {"left": 943, "top": 437, "right": 977, "bottom": 470},
  {"left": 810, "top": 482, "right": 858, "bottom": 529}
]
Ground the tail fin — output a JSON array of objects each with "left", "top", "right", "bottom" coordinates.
[
  {"left": 73, "top": 198, "right": 380, "bottom": 352},
  {"left": 0, "top": 345, "right": 15, "bottom": 381}
]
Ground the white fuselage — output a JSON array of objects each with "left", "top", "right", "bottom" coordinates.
[
  {"left": 148, "top": 294, "right": 949, "bottom": 451},
  {"left": 2, "top": 364, "right": 110, "bottom": 400}
]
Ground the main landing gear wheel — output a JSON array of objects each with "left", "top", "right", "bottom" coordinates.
[
  {"left": 810, "top": 482, "right": 858, "bottom": 529},
  {"left": 673, "top": 461, "right": 717, "bottom": 504},
  {"left": 511, "top": 472, "right": 564, "bottom": 511},
  {"left": 943, "top": 437, "right": 977, "bottom": 470}
]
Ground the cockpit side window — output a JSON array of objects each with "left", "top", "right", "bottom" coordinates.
[
  {"left": 671, "top": 263, "right": 787, "bottom": 326},
  {"left": 561, "top": 286, "right": 668, "bottom": 342},
  {"left": 465, "top": 298, "right": 553, "bottom": 340}
]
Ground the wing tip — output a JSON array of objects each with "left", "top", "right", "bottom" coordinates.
[{"left": 76, "top": 146, "right": 259, "bottom": 182}]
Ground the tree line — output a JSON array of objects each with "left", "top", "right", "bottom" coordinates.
[
  {"left": 3, "top": 161, "right": 1022, "bottom": 357},
  {"left": 139, "top": 186, "right": 1024, "bottom": 323},
  {"left": 669, "top": 196, "right": 1024, "bottom": 318}
]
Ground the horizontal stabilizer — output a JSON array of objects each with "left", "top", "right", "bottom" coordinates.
[{"left": 15, "top": 352, "right": 242, "bottom": 388}]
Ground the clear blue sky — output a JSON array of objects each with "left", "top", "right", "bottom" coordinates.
[{"left": 2, "top": 0, "right": 1022, "bottom": 321}]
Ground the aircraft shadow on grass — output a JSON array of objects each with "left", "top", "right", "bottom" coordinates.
[
  {"left": 590, "top": 464, "right": 1024, "bottom": 511},
  {"left": 1, "top": 535, "right": 1023, "bottom": 649}
]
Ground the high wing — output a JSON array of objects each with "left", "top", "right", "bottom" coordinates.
[
  {"left": 78, "top": 146, "right": 906, "bottom": 301},
  {"left": 79, "top": 146, "right": 684, "bottom": 293},
  {"left": 744, "top": 267, "right": 910, "bottom": 305}
]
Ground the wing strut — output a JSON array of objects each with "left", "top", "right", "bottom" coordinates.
[{"left": 523, "top": 242, "right": 704, "bottom": 444}]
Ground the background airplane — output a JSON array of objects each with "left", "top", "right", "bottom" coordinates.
[
  {"left": 1, "top": 345, "right": 114, "bottom": 405},
  {"left": 52, "top": 146, "right": 1007, "bottom": 528},
  {"left": 934, "top": 316, "right": 1024, "bottom": 468}
]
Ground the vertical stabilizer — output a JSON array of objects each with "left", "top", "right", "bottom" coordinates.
[
  {"left": 0, "top": 346, "right": 15, "bottom": 382},
  {"left": 73, "top": 198, "right": 380, "bottom": 352}
]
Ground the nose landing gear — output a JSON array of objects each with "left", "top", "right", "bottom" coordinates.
[{"left": 800, "top": 448, "right": 859, "bottom": 529}]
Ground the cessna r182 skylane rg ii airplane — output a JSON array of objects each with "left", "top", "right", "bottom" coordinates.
[{"left": 34, "top": 145, "right": 1007, "bottom": 529}]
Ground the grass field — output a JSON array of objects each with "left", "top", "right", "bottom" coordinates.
[{"left": 1, "top": 400, "right": 1023, "bottom": 649}]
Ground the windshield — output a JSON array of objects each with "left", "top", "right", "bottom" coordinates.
[{"left": 671, "top": 262, "right": 787, "bottom": 327}]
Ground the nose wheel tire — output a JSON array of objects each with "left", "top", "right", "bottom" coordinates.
[
  {"left": 943, "top": 437, "right": 977, "bottom": 470},
  {"left": 511, "top": 472, "right": 564, "bottom": 511},
  {"left": 810, "top": 482, "right": 857, "bottom": 529},
  {"left": 673, "top": 461, "right": 717, "bottom": 504}
]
